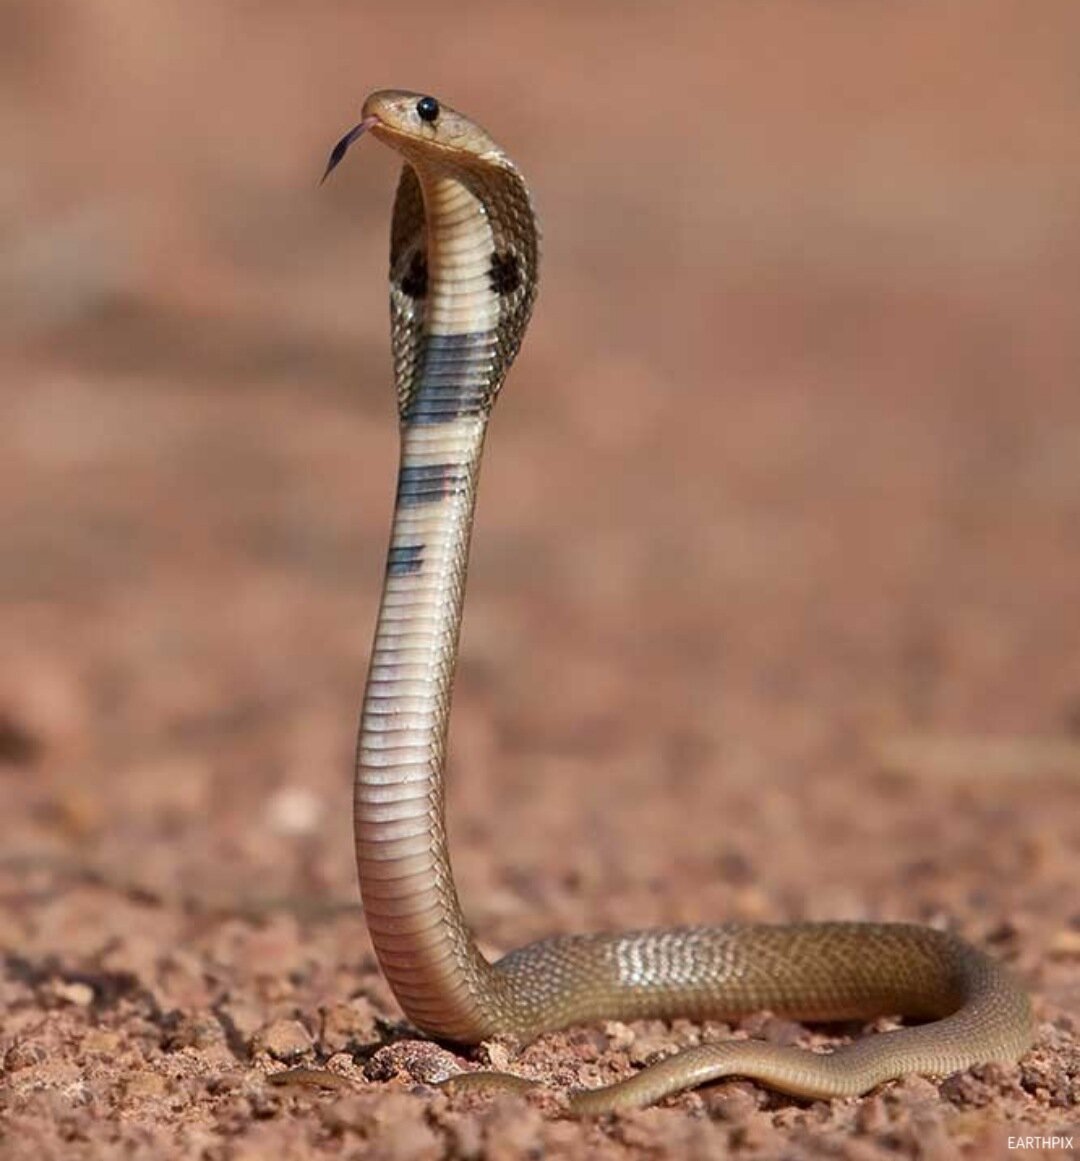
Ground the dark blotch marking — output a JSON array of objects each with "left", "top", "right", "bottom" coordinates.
[
  {"left": 387, "top": 543, "right": 425, "bottom": 576},
  {"left": 400, "top": 251, "right": 427, "bottom": 299},
  {"left": 403, "top": 332, "right": 495, "bottom": 425},
  {"left": 489, "top": 250, "right": 521, "bottom": 296},
  {"left": 396, "top": 462, "right": 464, "bottom": 507}
]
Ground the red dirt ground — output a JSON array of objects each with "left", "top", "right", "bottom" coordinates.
[{"left": 2, "top": 3, "right": 1078, "bottom": 1158}]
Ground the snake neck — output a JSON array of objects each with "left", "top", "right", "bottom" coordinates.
[{"left": 355, "top": 167, "right": 516, "bottom": 1041}]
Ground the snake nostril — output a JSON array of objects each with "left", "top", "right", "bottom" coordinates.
[{"left": 416, "top": 96, "right": 440, "bottom": 123}]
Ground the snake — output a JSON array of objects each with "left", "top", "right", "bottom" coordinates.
[{"left": 325, "top": 90, "right": 1033, "bottom": 1114}]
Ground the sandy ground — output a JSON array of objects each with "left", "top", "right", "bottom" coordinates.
[{"left": 2, "top": 3, "right": 1079, "bottom": 1157}]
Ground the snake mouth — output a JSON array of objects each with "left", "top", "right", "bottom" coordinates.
[{"left": 320, "top": 114, "right": 381, "bottom": 184}]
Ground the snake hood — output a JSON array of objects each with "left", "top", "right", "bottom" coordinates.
[{"left": 324, "top": 89, "right": 540, "bottom": 420}]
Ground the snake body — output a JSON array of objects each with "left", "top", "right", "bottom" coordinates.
[{"left": 335, "top": 90, "right": 1033, "bottom": 1113}]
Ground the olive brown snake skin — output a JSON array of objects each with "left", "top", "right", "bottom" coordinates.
[{"left": 327, "top": 90, "right": 1033, "bottom": 1114}]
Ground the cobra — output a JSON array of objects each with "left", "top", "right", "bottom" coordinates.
[{"left": 326, "top": 90, "right": 1033, "bottom": 1114}]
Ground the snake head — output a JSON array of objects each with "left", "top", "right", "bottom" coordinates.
[
  {"left": 322, "top": 90, "right": 517, "bottom": 184},
  {"left": 359, "top": 90, "right": 514, "bottom": 173}
]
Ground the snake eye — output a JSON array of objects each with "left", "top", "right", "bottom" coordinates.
[{"left": 416, "top": 96, "right": 440, "bottom": 124}]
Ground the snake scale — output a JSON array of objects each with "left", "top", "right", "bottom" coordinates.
[{"left": 325, "top": 90, "right": 1033, "bottom": 1114}]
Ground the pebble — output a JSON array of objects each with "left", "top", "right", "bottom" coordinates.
[
  {"left": 364, "top": 1040, "right": 462, "bottom": 1086},
  {"left": 252, "top": 1018, "right": 313, "bottom": 1062}
]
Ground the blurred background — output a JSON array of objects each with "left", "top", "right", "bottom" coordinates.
[{"left": 1, "top": 0, "right": 1078, "bottom": 1149}]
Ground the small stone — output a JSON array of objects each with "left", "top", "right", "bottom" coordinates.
[
  {"left": 160, "top": 1009, "right": 226, "bottom": 1052},
  {"left": 627, "top": 1032, "right": 675, "bottom": 1067},
  {"left": 364, "top": 1040, "right": 462, "bottom": 1086},
  {"left": 265, "top": 785, "right": 322, "bottom": 836},
  {"left": 732, "top": 886, "right": 772, "bottom": 920},
  {"left": 566, "top": 1025, "right": 607, "bottom": 1060},
  {"left": 701, "top": 1080, "right": 759, "bottom": 1123},
  {"left": 477, "top": 1040, "right": 513, "bottom": 1072},
  {"left": 217, "top": 998, "right": 263, "bottom": 1043},
  {"left": 1048, "top": 928, "right": 1080, "bottom": 956},
  {"left": 54, "top": 981, "right": 94, "bottom": 1007},
  {"left": 252, "top": 1018, "right": 313, "bottom": 1062},
  {"left": 319, "top": 997, "right": 378, "bottom": 1054},
  {"left": 602, "top": 1021, "right": 635, "bottom": 1052}
]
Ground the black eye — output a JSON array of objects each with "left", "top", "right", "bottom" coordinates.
[{"left": 416, "top": 96, "right": 440, "bottom": 123}]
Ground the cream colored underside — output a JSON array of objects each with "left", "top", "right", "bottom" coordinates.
[{"left": 422, "top": 175, "right": 498, "bottom": 338}]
